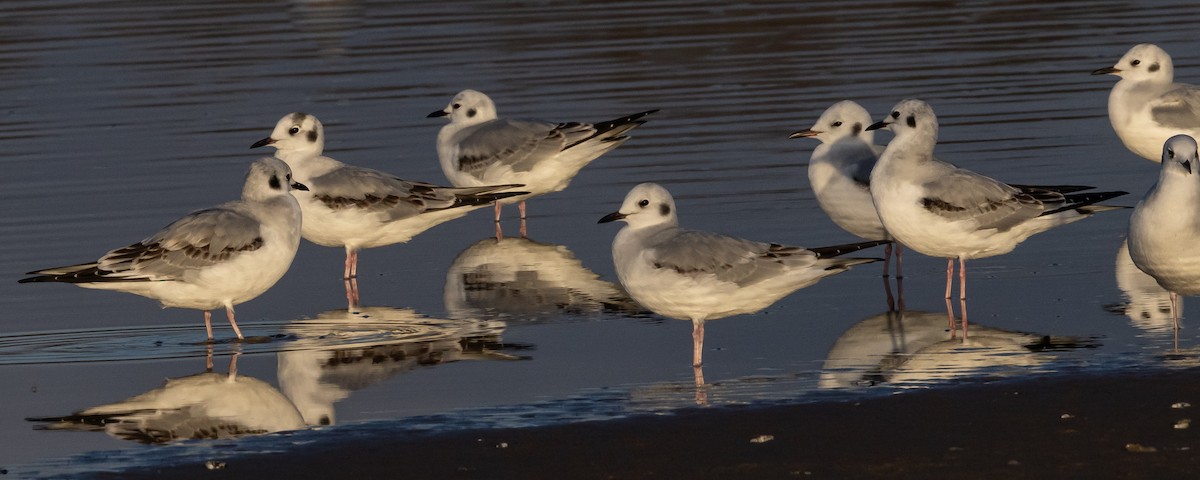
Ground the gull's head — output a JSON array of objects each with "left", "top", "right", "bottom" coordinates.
[
  {"left": 867, "top": 98, "right": 938, "bottom": 143},
  {"left": 598, "top": 182, "right": 678, "bottom": 229},
  {"left": 251, "top": 112, "right": 324, "bottom": 158},
  {"left": 1160, "top": 134, "right": 1198, "bottom": 179},
  {"left": 427, "top": 89, "right": 497, "bottom": 126},
  {"left": 789, "top": 100, "right": 874, "bottom": 145},
  {"left": 1092, "top": 44, "right": 1173, "bottom": 84},
  {"left": 244, "top": 156, "right": 309, "bottom": 201}
]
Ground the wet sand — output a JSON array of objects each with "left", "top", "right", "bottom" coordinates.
[{"left": 111, "top": 367, "right": 1200, "bottom": 479}]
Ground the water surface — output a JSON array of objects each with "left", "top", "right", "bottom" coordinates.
[{"left": 3, "top": 0, "right": 1199, "bottom": 476}]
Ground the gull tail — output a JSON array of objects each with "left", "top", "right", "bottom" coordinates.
[{"left": 1041, "top": 190, "right": 1130, "bottom": 216}]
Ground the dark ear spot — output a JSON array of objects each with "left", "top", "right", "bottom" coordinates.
[
  {"left": 269, "top": 175, "right": 282, "bottom": 190},
  {"left": 659, "top": 203, "right": 671, "bottom": 216},
  {"left": 852, "top": 123, "right": 862, "bottom": 136},
  {"left": 467, "top": 108, "right": 477, "bottom": 118},
  {"left": 906, "top": 115, "right": 916, "bottom": 128},
  {"left": 1150, "top": 63, "right": 1160, "bottom": 72},
  {"left": 307, "top": 130, "right": 318, "bottom": 142}
]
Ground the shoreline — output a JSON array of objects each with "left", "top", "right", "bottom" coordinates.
[{"left": 107, "top": 367, "right": 1200, "bottom": 479}]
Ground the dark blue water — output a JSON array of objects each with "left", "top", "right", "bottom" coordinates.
[{"left": 3, "top": 0, "right": 1199, "bottom": 476}]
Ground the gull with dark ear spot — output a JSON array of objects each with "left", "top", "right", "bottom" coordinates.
[
  {"left": 866, "top": 99, "right": 1128, "bottom": 308},
  {"left": 430, "top": 89, "right": 657, "bottom": 235},
  {"left": 253, "top": 112, "right": 526, "bottom": 283},
  {"left": 1128, "top": 134, "right": 1200, "bottom": 330},
  {"left": 791, "top": 100, "right": 901, "bottom": 276},
  {"left": 19, "top": 157, "right": 306, "bottom": 341},
  {"left": 599, "top": 182, "right": 886, "bottom": 368},
  {"left": 1092, "top": 44, "right": 1200, "bottom": 162}
]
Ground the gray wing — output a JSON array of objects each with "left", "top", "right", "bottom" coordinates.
[
  {"left": 96, "top": 206, "right": 264, "bottom": 280},
  {"left": 1151, "top": 83, "right": 1200, "bottom": 129},
  {"left": 454, "top": 119, "right": 597, "bottom": 175},
  {"left": 307, "top": 166, "right": 440, "bottom": 221},
  {"left": 310, "top": 165, "right": 518, "bottom": 221},
  {"left": 919, "top": 170, "right": 1046, "bottom": 231},
  {"left": 646, "top": 230, "right": 818, "bottom": 287}
]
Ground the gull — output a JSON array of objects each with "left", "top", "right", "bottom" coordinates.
[
  {"left": 598, "top": 182, "right": 886, "bottom": 367},
  {"left": 252, "top": 112, "right": 525, "bottom": 280},
  {"left": 867, "top": 99, "right": 1128, "bottom": 301},
  {"left": 1127, "top": 134, "right": 1200, "bottom": 330},
  {"left": 429, "top": 89, "right": 657, "bottom": 233},
  {"left": 20, "top": 157, "right": 306, "bottom": 341},
  {"left": 790, "top": 100, "right": 901, "bottom": 276},
  {"left": 28, "top": 352, "right": 305, "bottom": 443},
  {"left": 1093, "top": 44, "right": 1200, "bottom": 162}
]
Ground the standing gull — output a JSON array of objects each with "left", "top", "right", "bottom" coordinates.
[
  {"left": 1093, "top": 44, "right": 1200, "bottom": 162},
  {"left": 599, "top": 182, "right": 885, "bottom": 367},
  {"left": 430, "top": 89, "right": 657, "bottom": 234},
  {"left": 866, "top": 99, "right": 1128, "bottom": 302},
  {"left": 790, "top": 100, "right": 900, "bottom": 276},
  {"left": 20, "top": 157, "right": 307, "bottom": 341},
  {"left": 1127, "top": 134, "right": 1200, "bottom": 330},
  {"left": 252, "top": 112, "right": 524, "bottom": 281}
]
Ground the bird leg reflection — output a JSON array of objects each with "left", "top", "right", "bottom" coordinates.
[{"left": 693, "top": 365, "right": 708, "bottom": 406}]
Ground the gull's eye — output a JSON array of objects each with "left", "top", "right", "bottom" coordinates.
[
  {"left": 1131, "top": 59, "right": 1141, "bottom": 67},
  {"left": 1168, "top": 148, "right": 1175, "bottom": 158},
  {"left": 288, "top": 126, "right": 300, "bottom": 135},
  {"left": 638, "top": 199, "right": 650, "bottom": 207},
  {"left": 891, "top": 111, "right": 900, "bottom": 119},
  {"left": 452, "top": 103, "right": 461, "bottom": 109},
  {"left": 831, "top": 121, "right": 842, "bottom": 127}
]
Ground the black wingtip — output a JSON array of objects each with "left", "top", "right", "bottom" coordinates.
[
  {"left": 809, "top": 239, "right": 891, "bottom": 259},
  {"left": 1041, "top": 190, "right": 1130, "bottom": 216}
]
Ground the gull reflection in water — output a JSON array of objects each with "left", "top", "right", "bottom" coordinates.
[
  {"left": 28, "top": 349, "right": 304, "bottom": 444},
  {"left": 820, "top": 278, "right": 1096, "bottom": 389},
  {"left": 444, "top": 236, "right": 643, "bottom": 321},
  {"left": 277, "top": 306, "right": 528, "bottom": 426},
  {"left": 1105, "top": 239, "right": 1181, "bottom": 334}
]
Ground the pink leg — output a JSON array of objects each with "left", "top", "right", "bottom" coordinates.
[
  {"left": 960, "top": 296, "right": 970, "bottom": 338},
  {"left": 205, "top": 344, "right": 214, "bottom": 371},
  {"left": 692, "top": 320, "right": 705, "bottom": 367},
  {"left": 882, "top": 243, "right": 893, "bottom": 278},
  {"left": 945, "top": 258, "right": 955, "bottom": 299},
  {"left": 896, "top": 275, "right": 906, "bottom": 311},
  {"left": 883, "top": 275, "right": 895, "bottom": 311},
  {"left": 1171, "top": 292, "right": 1180, "bottom": 331},
  {"left": 204, "top": 310, "right": 214, "bottom": 341},
  {"left": 519, "top": 202, "right": 528, "bottom": 238},
  {"left": 345, "top": 278, "right": 360, "bottom": 310},
  {"left": 693, "top": 365, "right": 708, "bottom": 405},
  {"left": 225, "top": 305, "right": 244, "bottom": 340},
  {"left": 895, "top": 244, "right": 903, "bottom": 279},
  {"left": 494, "top": 202, "right": 502, "bottom": 222},
  {"left": 959, "top": 257, "right": 967, "bottom": 301},
  {"left": 343, "top": 250, "right": 359, "bottom": 279},
  {"left": 945, "top": 296, "right": 957, "bottom": 337}
]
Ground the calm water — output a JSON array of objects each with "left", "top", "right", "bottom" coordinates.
[{"left": 3, "top": 0, "right": 1200, "bottom": 476}]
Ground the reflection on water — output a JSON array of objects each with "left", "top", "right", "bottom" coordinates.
[
  {"left": 820, "top": 296, "right": 1097, "bottom": 389},
  {"left": 444, "top": 236, "right": 643, "bottom": 321},
  {"left": 27, "top": 351, "right": 304, "bottom": 444},
  {"left": 1107, "top": 240, "right": 1182, "bottom": 334},
  {"left": 277, "top": 305, "right": 528, "bottom": 425}
]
